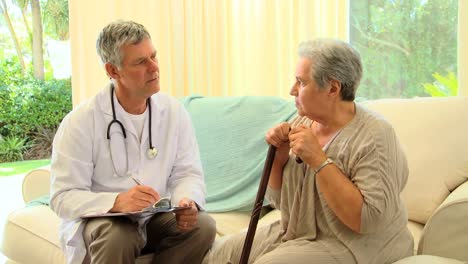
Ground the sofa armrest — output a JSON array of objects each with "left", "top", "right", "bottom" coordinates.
[
  {"left": 22, "top": 168, "right": 51, "bottom": 204},
  {"left": 418, "top": 181, "right": 468, "bottom": 261}
]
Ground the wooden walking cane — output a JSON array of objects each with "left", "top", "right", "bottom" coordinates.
[{"left": 239, "top": 145, "right": 276, "bottom": 264}]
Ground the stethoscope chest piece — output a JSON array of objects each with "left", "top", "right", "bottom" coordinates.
[{"left": 147, "top": 147, "right": 158, "bottom": 159}]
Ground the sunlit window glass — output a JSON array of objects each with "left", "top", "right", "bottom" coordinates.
[{"left": 350, "top": 0, "right": 458, "bottom": 99}]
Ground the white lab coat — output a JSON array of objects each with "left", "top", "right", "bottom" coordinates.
[{"left": 50, "top": 84, "right": 206, "bottom": 264}]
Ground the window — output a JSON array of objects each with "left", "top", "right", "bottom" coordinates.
[{"left": 350, "top": 0, "right": 458, "bottom": 99}]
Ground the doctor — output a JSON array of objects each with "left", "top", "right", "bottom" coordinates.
[{"left": 50, "top": 20, "right": 216, "bottom": 264}]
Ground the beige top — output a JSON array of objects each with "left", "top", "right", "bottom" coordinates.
[{"left": 266, "top": 104, "right": 414, "bottom": 264}]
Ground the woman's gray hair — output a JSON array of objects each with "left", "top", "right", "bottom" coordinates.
[
  {"left": 298, "top": 39, "right": 362, "bottom": 101},
  {"left": 96, "top": 20, "right": 151, "bottom": 68}
]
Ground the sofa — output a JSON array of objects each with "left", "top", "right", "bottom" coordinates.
[{"left": 2, "top": 96, "right": 468, "bottom": 264}]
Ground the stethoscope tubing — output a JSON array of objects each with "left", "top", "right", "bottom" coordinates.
[
  {"left": 106, "top": 84, "right": 154, "bottom": 151},
  {"left": 106, "top": 84, "right": 157, "bottom": 178}
]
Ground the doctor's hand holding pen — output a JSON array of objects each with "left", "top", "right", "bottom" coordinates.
[{"left": 109, "top": 177, "right": 160, "bottom": 213}]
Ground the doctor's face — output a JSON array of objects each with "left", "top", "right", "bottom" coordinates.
[{"left": 114, "top": 38, "right": 160, "bottom": 99}]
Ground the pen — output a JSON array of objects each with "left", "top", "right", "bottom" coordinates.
[{"left": 132, "top": 177, "right": 143, "bottom": 185}]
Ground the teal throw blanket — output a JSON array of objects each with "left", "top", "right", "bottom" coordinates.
[{"left": 181, "top": 96, "right": 296, "bottom": 212}]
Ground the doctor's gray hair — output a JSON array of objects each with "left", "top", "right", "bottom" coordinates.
[
  {"left": 96, "top": 20, "right": 151, "bottom": 68},
  {"left": 298, "top": 39, "right": 362, "bottom": 101}
]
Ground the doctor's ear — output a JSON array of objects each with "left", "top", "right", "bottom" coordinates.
[{"left": 105, "top": 63, "right": 120, "bottom": 80}]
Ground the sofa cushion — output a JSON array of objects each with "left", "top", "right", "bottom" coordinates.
[
  {"left": 417, "top": 181, "right": 468, "bottom": 260},
  {"left": 207, "top": 211, "right": 251, "bottom": 236},
  {"left": 392, "top": 255, "right": 466, "bottom": 264},
  {"left": 407, "top": 220, "right": 424, "bottom": 254},
  {"left": 2, "top": 205, "right": 66, "bottom": 264},
  {"left": 364, "top": 97, "right": 468, "bottom": 224},
  {"left": 209, "top": 208, "right": 283, "bottom": 237}
]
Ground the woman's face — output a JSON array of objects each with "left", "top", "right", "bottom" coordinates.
[{"left": 289, "top": 57, "right": 329, "bottom": 119}]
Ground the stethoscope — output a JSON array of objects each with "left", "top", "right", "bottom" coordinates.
[{"left": 106, "top": 84, "right": 158, "bottom": 175}]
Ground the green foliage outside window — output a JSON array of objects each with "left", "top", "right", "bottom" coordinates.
[
  {"left": 0, "top": 136, "right": 32, "bottom": 162},
  {"left": 423, "top": 71, "right": 458, "bottom": 97},
  {"left": 1, "top": 0, "right": 71, "bottom": 162},
  {"left": 350, "top": 0, "right": 458, "bottom": 99},
  {"left": 0, "top": 78, "right": 72, "bottom": 137},
  {"left": 0, "top": 52, "right": 72, "bottom": 161}
]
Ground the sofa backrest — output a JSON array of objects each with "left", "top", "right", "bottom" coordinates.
[{"left": 364, "top": 97, "right": 468, "bottom": 224}]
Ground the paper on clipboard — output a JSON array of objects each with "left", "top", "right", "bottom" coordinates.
[{"left": 81, "top": 197, "right": 190, "bottom": 219}]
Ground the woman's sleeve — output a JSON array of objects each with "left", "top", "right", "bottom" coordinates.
[{"left": 350, "top": 123, "right": 408, "bottom": 234}]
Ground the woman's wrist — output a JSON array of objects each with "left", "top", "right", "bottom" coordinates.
[
  {"left": 313, "top": 158, "right": 334, "bottom": 175},
  {"left": 308, "top": 153, "right": 328, "bottom": 168}
]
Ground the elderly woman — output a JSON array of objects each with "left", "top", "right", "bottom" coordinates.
[{"left": 205, "top": 39, "right": 413, "bottom": 264}]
